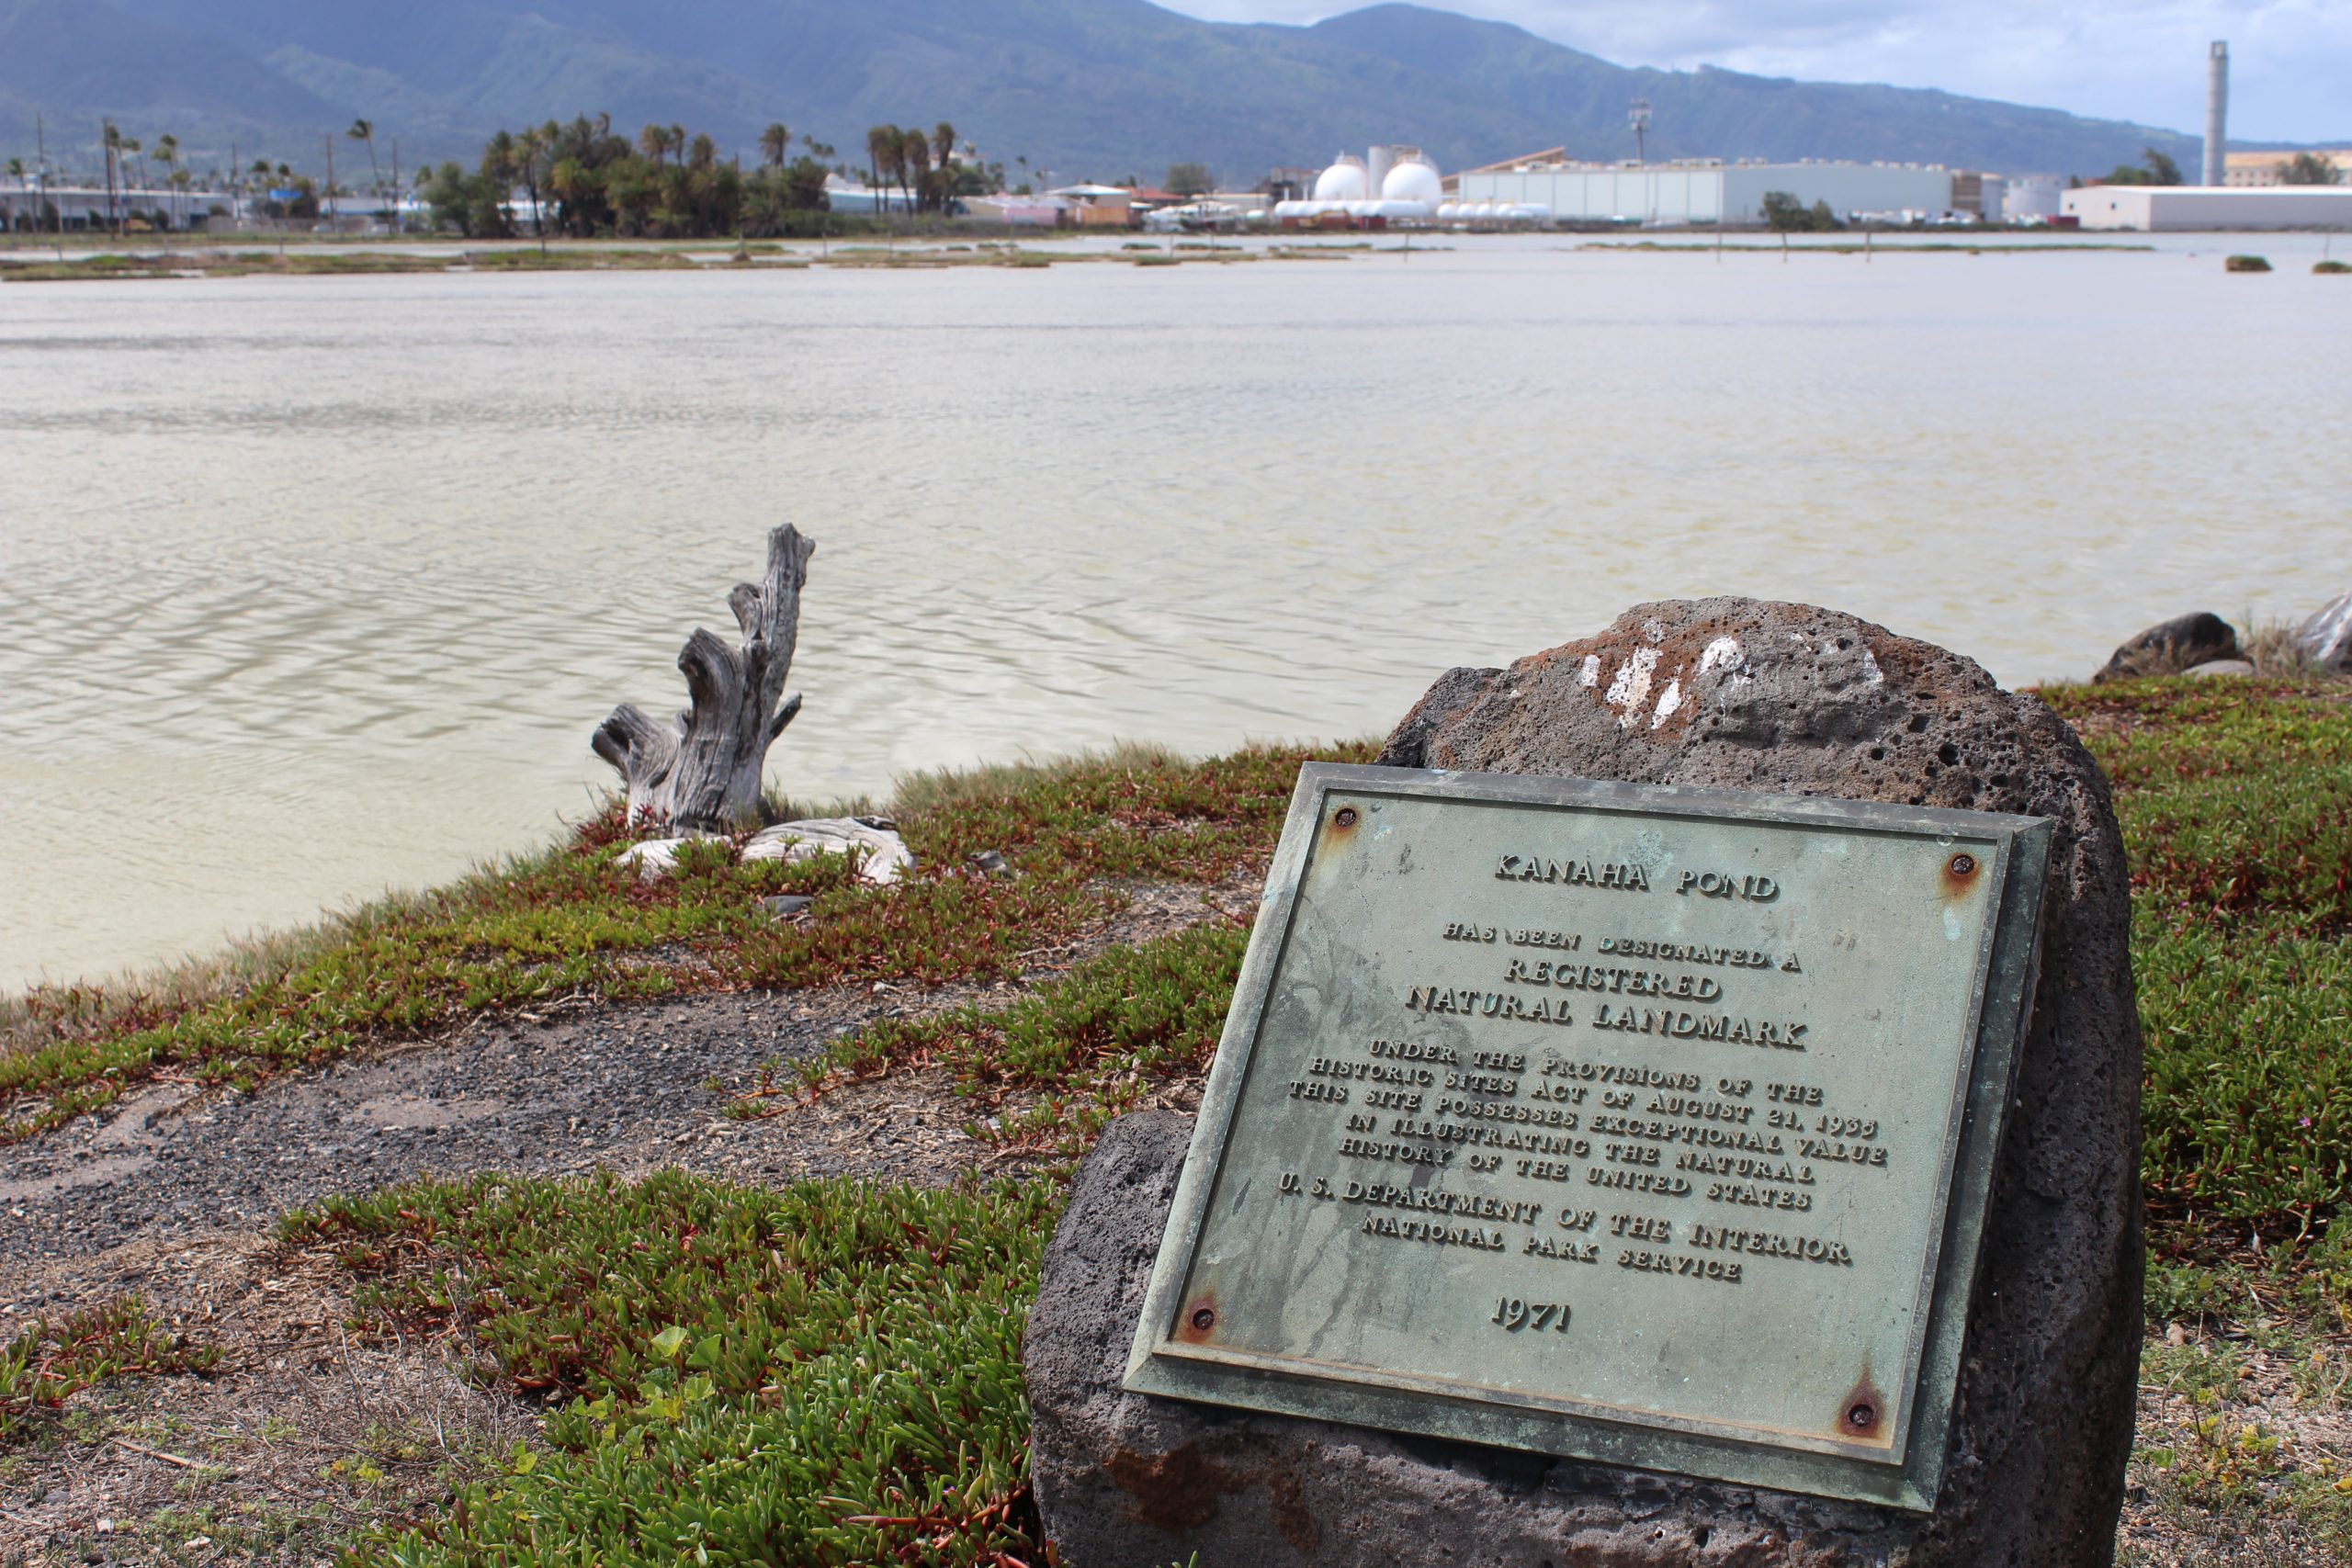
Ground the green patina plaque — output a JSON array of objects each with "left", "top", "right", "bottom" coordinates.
[{"left": 1125, "top": 762, "right": 2051, "bottom": 1511}]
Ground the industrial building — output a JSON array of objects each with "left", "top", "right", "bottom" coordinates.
[
  {"left": 2062, "top": 185, "right": 2352, "bottom": 231},
  {"left": 2225, "top": 150, "right": 2352, "bottom": 186},
  {"left": 2, "top": 186, "right": 232, "bottom": 231},
  {"left": 1449, "top": 156, "right": 1970, "bottom": 225},
  {"left": 1269, "top": 146, "right": 1485, "bottom": 227}
]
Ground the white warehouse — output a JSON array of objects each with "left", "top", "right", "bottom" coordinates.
[
  {"left": 2061, "top": 185, "right": 2352, "bottom": 231},
  {"left": 1453, "top": 158, "right": 1965, "bottom": 224}
]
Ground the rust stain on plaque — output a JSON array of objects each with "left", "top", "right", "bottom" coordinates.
[
  {"left": 1178, "top": 1291, "right": 1220, "bottom": 1343},
  {"left": 1939, "top": 851, "right": 1982, "bottom": 902},
  {"left": 1839, "top": 1366, "right": 1889, "bottom": 1443}
]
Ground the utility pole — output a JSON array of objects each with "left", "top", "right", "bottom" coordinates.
[
  {"left": 102, "top": 121, "right": 118, "bottom": 236},
  {"left": 324, "top": 132, "right": 336, "bottom": 228},
  {"left": 36, "top": 113, "right": 51, "bottom": 235},
  {"left": 390, "top": 136, "right": 401, "bottom": 231}
]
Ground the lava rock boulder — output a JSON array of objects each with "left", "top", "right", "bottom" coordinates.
[
  {"left": 1025, "top": 597, "right": 2143, "bottom": 1568},
  {"left": 2091, "top": 611, "right": 2239, "bottom": 682}
]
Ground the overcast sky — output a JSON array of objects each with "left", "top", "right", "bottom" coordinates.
[{"left": 1164, "top": 0, "right": 2347, "bottom": 143}]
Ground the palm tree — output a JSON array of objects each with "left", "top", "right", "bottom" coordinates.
[
  {"left": 119, "top": 135, "right": 146, "bottom": 227},
  {"left": 866, "top": 124, "right": 899, "bottom": 208},
  {"left": 153, "top": 133, "right": 179, "bottom": 227},
  {"left": 759, "top": 122, "right": 790, "bottom": 171},
  {"left": 638, "top": 122, "right": 669, "bottom": 164},
  {"left": 900, "top": 128, "right": 931, "bottom": 214},
  {"left": 101, "top": 122, "right": 121, "bottom": 231},
  {"left": 346, "top": 118, "right": 381, "bottom": 222},
  {"left": 5, "top": 157, "right": 21, "bottom": 231},
  {"left": 516, "top": 123, "right": 551, "bottom": 248}
]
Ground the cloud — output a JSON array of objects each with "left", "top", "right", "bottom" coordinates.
[{"left": 1164, "top": 0, "right": 2351, "bottom": 141}]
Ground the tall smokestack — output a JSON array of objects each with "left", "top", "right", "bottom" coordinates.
[{"left": 2203, "top": 40, "right": 2228, "bottom": 186}]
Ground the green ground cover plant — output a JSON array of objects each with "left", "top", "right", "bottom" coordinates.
[
  {"left": 0, "top": 1297, "right": 218, "bottom": 1446},
  {"left": 2041, "top": 677, "right": 2352, "bottom": 1235},
  {"left": 285, "top": 1171, "right": 1057, "bottom": 1565},
  {"left": 773, "top": 919, "right": 1250, "bottom": 1157}
]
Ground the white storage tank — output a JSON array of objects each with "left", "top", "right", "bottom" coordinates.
[
  {"left": 1312, "top": 156, "right": 1368, "bottom": 202},
  {"left": 1381, "top": 156, "right": 1444, "bottom": 207}
]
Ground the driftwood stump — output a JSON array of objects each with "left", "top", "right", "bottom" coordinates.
[{"left": 592, "top": 525, "right": 815, "bottom": 831}]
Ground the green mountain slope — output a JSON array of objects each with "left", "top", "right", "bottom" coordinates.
[{"left": 0, "top": 0, "right": 2204, "bottom": 181}]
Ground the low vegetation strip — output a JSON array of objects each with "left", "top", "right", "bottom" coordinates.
[
  {"left": 2042, "top": 677, "right": 2352, "bottom": 1233},
  {"left": 774, "top": 919, "right": 1251, "bottom": 1157},
  {"left": 0, "top": 1297, "right": 218, "bottom": 1446},
  {"left": 0, "top": 742, "right": 1363, "bottom": 1145},
  {"left": 283, "top": 1172, "right": 1057, "bottom": 1566}
]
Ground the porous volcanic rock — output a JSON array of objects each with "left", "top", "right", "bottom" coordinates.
[
  {"left": 2091, "top": 611, "right": 2239, "bottom": 682},
  {"left": 1025, "top": 598, "right": 2143, "bottom": 1568}
]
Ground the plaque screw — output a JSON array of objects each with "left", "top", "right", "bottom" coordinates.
[
  {"left": 1948, "top": 853, "right": 1976, "bottom": 877},
  {"left": 1846, "top": 1401, "right": 1878, "bottom": 1431},
  {"left": 1191, "top": 1306, "right": 1216, "bottom": 1331},
  {"left": 1334, "top": 807, "right": 1359, "bottom": 828}
]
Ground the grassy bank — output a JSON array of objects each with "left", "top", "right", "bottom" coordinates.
[{"left": 6, "top": 679, "right": 2349, "bottom": 1562}]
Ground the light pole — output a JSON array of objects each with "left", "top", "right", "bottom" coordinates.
[{"left": 1629, "top": 99, "right": 1651, "bottom": 165}]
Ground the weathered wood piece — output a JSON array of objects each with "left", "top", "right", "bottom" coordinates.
[{"left": 592, "top": 525, "right": 816, "bottom": 831}]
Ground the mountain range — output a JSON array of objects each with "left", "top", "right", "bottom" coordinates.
[{"left": 0, "top": 0, "right": 2214, "bottom": 184}]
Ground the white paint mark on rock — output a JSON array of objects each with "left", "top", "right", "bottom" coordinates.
[
  {"left": 1651, "top": 677, "right": 1684, "bottom": 728},
  {"left": 1698, "top": 637, "right": 1743, "bottom": 674},
  {"left": 1642, "top": 619, "right": 1667, "bottom": 646},
  {"left": 1578, "top": 654, "right": 1601, "bottom": 688},
  {"left": 1861, "top": 649, "right": 1884, "bottom": 685},
  {"left": 1604, "top": 649, "right": 1661, "bottom": 728}
]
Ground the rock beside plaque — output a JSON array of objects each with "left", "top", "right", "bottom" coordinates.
[
  {"left": 2299, "top": 589, "right": 2352, "bottom": 671},
  {"left": 2090, "top": 610, "right": 2238, "bottom": 682},
  {"left": 1025, "top": 598, "right": 2142, "bottom": 1568}
]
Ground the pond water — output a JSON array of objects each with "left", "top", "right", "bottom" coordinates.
[{"left": 3, "top": 231, "right": 2346, "bottom": 989}]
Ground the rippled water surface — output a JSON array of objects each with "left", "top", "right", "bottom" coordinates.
[{"left": 4, "top": 233, "right": 2347, "bottom": 988}]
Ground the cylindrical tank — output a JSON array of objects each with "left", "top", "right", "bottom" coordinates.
[
  {"left": 2203, "top": 41, "right": 2228, "bottom": 186},
  {"left": 1312, "top": 156, "right": 1368, "bottom": 202},
  {"left": 1382, "top": 156, "right": 1444, "bottom": 207},
  {"left": 1367, "top": 146, "right": 1397, "bottom": 201}
]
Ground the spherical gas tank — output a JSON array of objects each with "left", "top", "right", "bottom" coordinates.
[
  {"left": 1381, "top": 159, "right": 1443, "bottom": 207},
  {"left": 1312, "top": 156, "right": 1368, "bottom": 202}
]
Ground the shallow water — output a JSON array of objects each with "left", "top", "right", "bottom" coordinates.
[{"left": 3, "top": 231, "right": 2347, "bottom": 989}]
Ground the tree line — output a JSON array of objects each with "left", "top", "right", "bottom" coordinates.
[
  {"left": 424, "top": 114, "right": 1002, "bottom": 240},
  {"left": 424, "top": 114, "right": 835, "bottom": 239}
]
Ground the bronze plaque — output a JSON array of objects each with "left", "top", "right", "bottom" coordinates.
[{"left": 1124, "top": 763, "right": 2050, "bottom": 1510}]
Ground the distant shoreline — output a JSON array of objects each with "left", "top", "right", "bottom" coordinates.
[{"left": 0, "top": 230, "right": 2207, "bottom": 284}]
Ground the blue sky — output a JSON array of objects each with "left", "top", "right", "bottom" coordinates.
[{"left": 1164, "top": 0, "right": 2348, "bottom": 142}]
